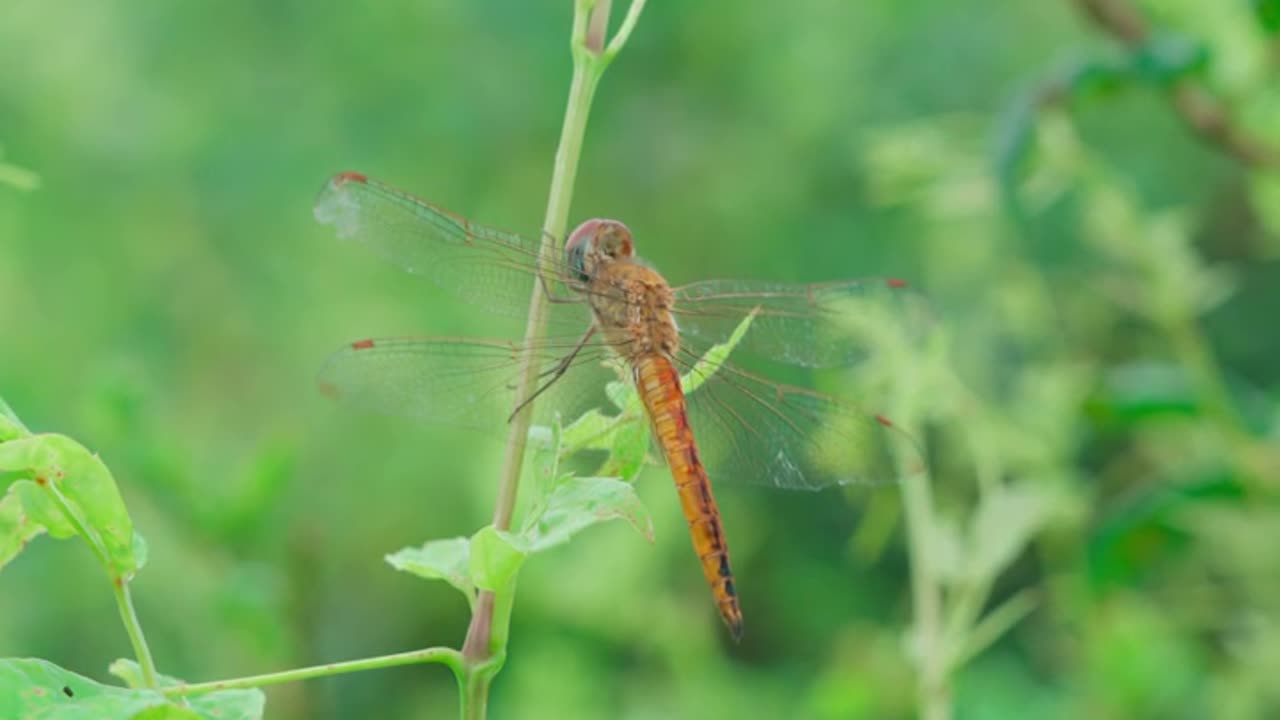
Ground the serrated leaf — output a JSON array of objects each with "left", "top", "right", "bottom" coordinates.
[
  {"left": 522, "top": 476, "right": 654, "bottom": 553},
  {"left": 0, "top": 435, "right": 140, "bottom": 578},
  {"left": 469, "top": 526, "right": 527, "bottom": 593},
  {"left": 109, "top": 659, "right": 265, "bottom": 719},
  {"left": 0, "top": 486, "right": 45, "bottom": 570},
  {"left": 0, "top": 658, "right": 264, "bottom": 720},
  {"left": 385, "top": 537, "right": 474, "bottom": 606}
]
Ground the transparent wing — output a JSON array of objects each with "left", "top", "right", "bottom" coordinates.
[
  {"left": 669, "top": 343, "right": 915, "bottom": 490},
  {"left": 672, "top": 278, "right": 927, "bottom": 368},
  {"left": 317, "top": 335, "right": 618, "bottom": 434},
  {"left": 314, "top": 171, "right": 589, "bottom": 324}
]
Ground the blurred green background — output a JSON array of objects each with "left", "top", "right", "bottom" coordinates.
[{"left": 3, "top": 1, "right": 1279, "bottom": 718}]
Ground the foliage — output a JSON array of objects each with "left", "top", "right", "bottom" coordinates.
[{"left": 2, "top": 0, "right": 1279, "bottom": 719}]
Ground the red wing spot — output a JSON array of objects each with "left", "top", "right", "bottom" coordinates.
[
  {"left": 333, "top": 171, "right": 368, "bottom": 186},
  {"left": 317, "top": 381, "right": 342, "bottom": 399},
  {"left": 874, "top": 414, "right": 894, "bottom": 427},
  {"left": 351, "top": 339, "right": 376, "bottom": 350},
  {"left": 34, "top": 476, "right": 47, "bottom": 486},
  {"left": 886, "top": 278, "right": 908, "bottom": 289}
]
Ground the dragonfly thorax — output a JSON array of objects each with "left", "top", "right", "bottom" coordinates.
[{"left": 587, "top": 259, "right": 680, "bottom": 363}]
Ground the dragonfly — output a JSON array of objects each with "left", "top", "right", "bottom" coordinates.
[{"left": 313, "top": 171, "right": 921, "bottom": 641}]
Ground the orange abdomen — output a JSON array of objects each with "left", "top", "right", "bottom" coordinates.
[{"left": 633, "top": 354, "right": 743, "bottom": 641}]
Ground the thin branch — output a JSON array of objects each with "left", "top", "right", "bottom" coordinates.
[
  {"left": 460, "top": 0, "right": 646, "bottom": 672},
  {"left": 606, "top": 0, "right": 648, "bottom": 59},
  {"left": 113, "top": 582, "right": 160, "bottom": 691},
  {"left": 586, "top": 0, "right": 612, "bottom": 54},
  {"left": 161, "top": 647, "right": 463, "bottom": 697},
  {"left": 1068, "top": 0, "right": 1280, "bottom": 168}
]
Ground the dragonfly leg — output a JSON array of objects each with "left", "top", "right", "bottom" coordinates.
[{"left": 508, "top": 326, "right": 597, "bottom": 422}]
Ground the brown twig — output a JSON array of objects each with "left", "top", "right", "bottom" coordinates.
[{"left": 1070, "top": 0, "right": 1280, "bottom": 168}]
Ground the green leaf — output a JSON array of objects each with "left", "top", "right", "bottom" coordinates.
[
  {"left": 967, "top": 485, "right": 1055, "bottom": 580},
  {"left": 385, "top": 537, "right": 475, "bottom": 607},
  {"left": 605, "top": 380, "right": 633, "bottom": 412},
  {"left": 107, "top": 659, "right": 149, "bottom": 689},
  {"left": 522, "top": 476, "right": 654, "bottom": 553},
  {"left": 600, "top": 420, "right": 649, "bottom": 482},
  {"left": 0, "top": 435, "right": 140, "bottom": 578},
  {"left": 0, "top": 397, "right": 30, "bottom": 442},
  {"left": 681, "top": 310, "right": 756, "bottom": 396},
  {"left": 1090, "top": 362, "right": 1199, "bottom": 425},
  {"left": 0, "top": 162, "right": 40, "bottom": 191},
  {"left": 1254, "top": 0, "right": 1280, "bottom": 32},
  {"left": 560, "top": 409, "right": 620, "bottom": 452},
  {"left": 0, "top": 486, "right": 45, "bottom": 570},
  {"left": 129, "top": 706, "right": 202, "bottom": 720},
  {"left": 0, "top": 658, "right": 263, "bottom": 720},
  {"left": 14, "top": 479, "right": 77, "bottom": 538},
  {"left": 529, "top": 420, "right": 565, "bottom": 507},
  {"left": 469, "top": 526, "right": 528, "bottom": 593}
]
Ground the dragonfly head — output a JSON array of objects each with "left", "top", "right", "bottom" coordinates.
[{"left": 565, "top": 219, "right": 634, "bottom": 285}]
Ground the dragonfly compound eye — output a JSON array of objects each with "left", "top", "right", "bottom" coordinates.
[{"left": 565, "top": 220, "right": 599, "bottom": 282}]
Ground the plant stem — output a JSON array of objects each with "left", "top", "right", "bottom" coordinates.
[
  {"left": 460, "top": 0, "right": 636, "bottom": 666},
  {"left": 462, "top": 670, "right": 492, "bottom": 720},
  {"left": 44, "top": 479, "right": 160, "bottom": 690},
  {"left": 896, "top": 392, "right": 957, "bottom": 720},
  {"left": 900, "top": 464, "right": 950, "bottom": 720},
  {"left": 112, "top": 581, "right": 159, "bottom": 690},
  {"left": 161, "top": 647, "right": 464, "bottom": 697}
]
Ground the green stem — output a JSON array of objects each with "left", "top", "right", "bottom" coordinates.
[
  {"left": 462, "top": 668, "right": 493, "bottom": 720},
  {"left": 453, "top": 4, "right": 647, "bottom": 716},
  {"left": 44, "top": 480, "right": 160, "bottom": 690},
  {"left": 898, "top": 443, "right": 951, "bottom": 720},
  {"left": 947, "top": 588, "right": 1039, "bottom": 672},
  {"left": 460, "top": 0, "right": 638, "bottom": 669},
  {"left": 112, "top": 581, "right": 159, "bottom": 690},
  {"left": 161, "top": 647, "right": 463, "bottom": 697},
  {"left": 902, "top": 477, "right": 951, "bottom": 720}
]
